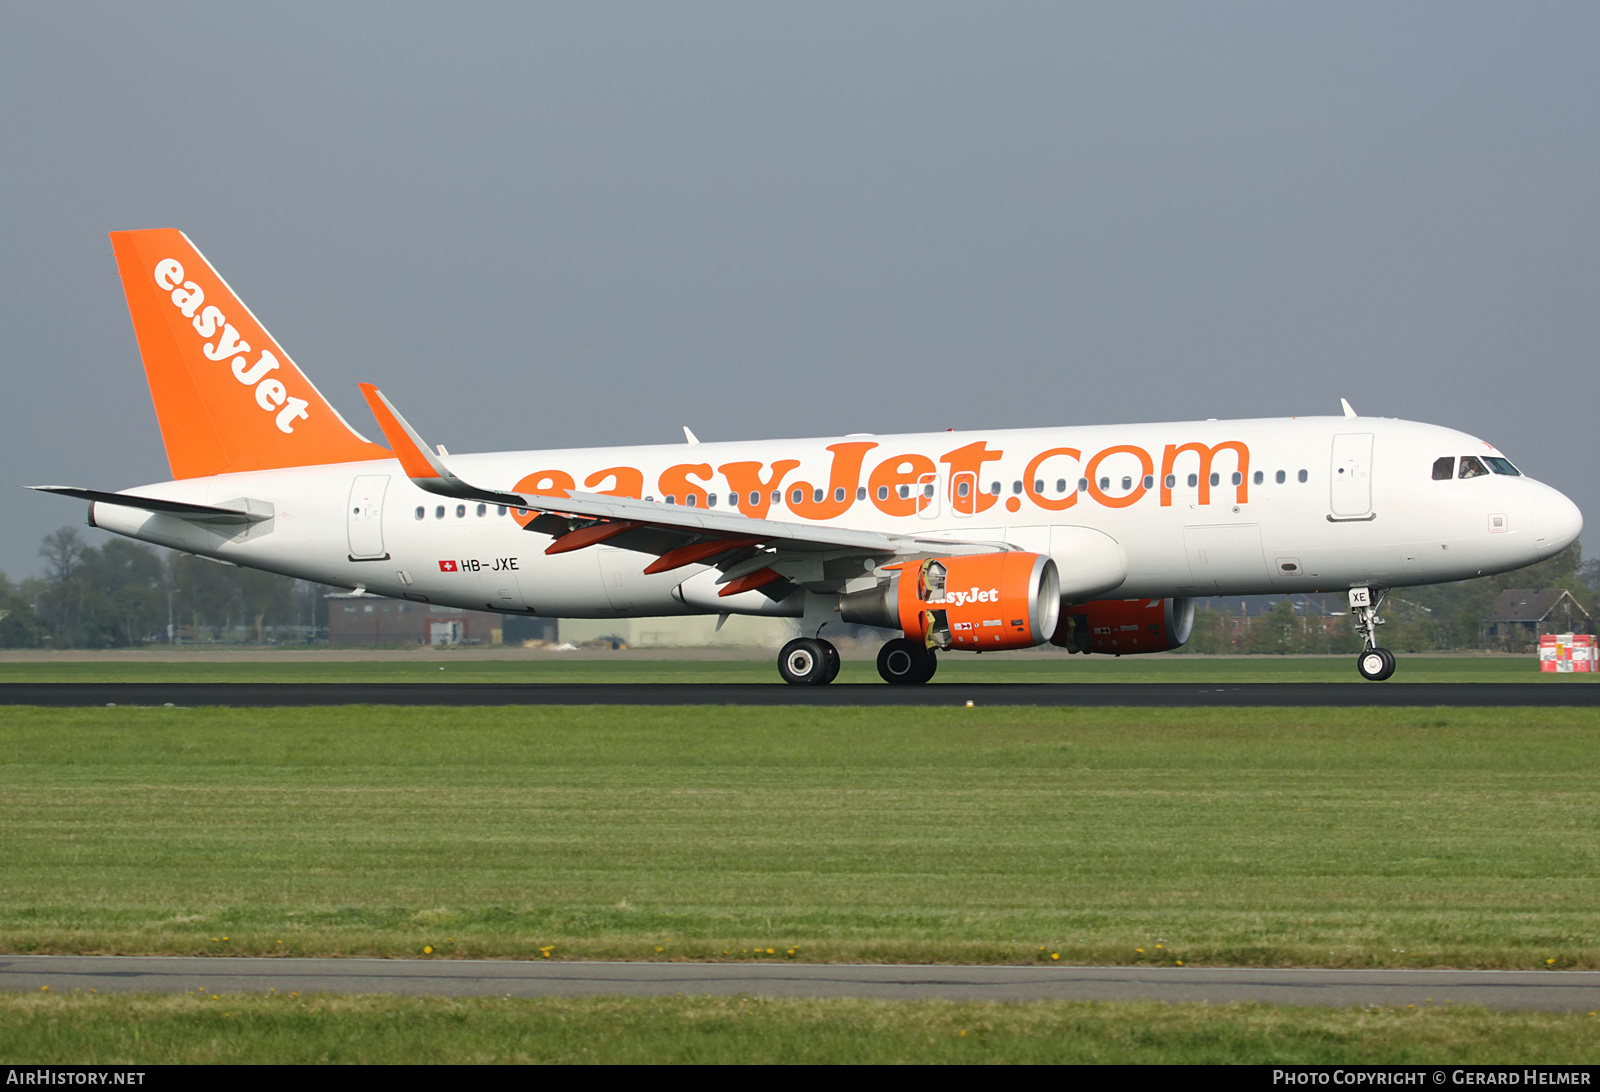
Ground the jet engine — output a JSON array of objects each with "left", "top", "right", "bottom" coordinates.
[
  {"left": 1050, "top": 597, "right": 1195, "bottom": 654},
  {"left": 841, "top": 552, "right": 1061, "bottom": 651}
]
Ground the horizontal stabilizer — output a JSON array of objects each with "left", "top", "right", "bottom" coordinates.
[{"left": 26, "top": 486, "right": 270, "bottom": 525}]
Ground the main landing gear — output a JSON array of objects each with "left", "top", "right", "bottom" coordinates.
[
  {"left": 1350, "top": 586, "right": 1396, "bottom": 682},
  {"left": 776, "top": 635, "right": 940, "bottom": 685},
  {"left": 778, "top": 637, "right": 841, "bottom": 686},
  {"left": 876, "top": 637, "right": 938, "bottom": 685}
]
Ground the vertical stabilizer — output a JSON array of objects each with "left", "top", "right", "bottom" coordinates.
[{"left": 110, "top": 229, "right": 388, "bottom": 479}]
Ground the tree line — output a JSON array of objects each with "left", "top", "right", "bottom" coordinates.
[
  {"left": 0, "top": 527, "right": 330, "bottom": 648},
  {"left": 0, "top": 528, "right": 1592, "bottom": 650},
  {"left": 1177, "top": 542, "right": 1596, "bottom": 655}
]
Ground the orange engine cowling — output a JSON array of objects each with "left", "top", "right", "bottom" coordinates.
[
  {"left": 1050, "top": 598, "right": 1195, "bottom": 654},
  {"left": 890, "top": 552, "right": 1061, "bottom": 651}
]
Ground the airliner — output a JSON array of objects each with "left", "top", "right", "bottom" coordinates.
[{"left": 29, "top": 230, "right": 1584, "bottom": 683}]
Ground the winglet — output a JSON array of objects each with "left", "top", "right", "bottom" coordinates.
[
  {"left": 358, "top": 383, "right": 448, "bottom": 480},
  {"left": 357, "top": 383, "right": 511, "bottom": 505}
]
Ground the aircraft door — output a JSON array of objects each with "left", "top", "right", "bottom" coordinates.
[
  {"left": 597, "top": 546, "right": 635, "bottom": 611},
  {"left": 1183, "top": 523, "right": 1270, "bottom": 592},
  {"left": 950, "top": 471, "right": 977, "bottom": 518},
  {"left": 917, "top": 470, "right": 943, "bottom": 520},
  {"left": 347, "top": 475, "right": 389, "bottom": 560},
  {"left": 1330, "top": 433, "right": 1374, "bottom": 519}
]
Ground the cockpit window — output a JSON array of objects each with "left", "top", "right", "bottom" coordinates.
[
  {"left": 1432, "top": 457, "right": 1454, "bottom": 481},
  {"left": 1485, "top": 457, "right": 1521, "bottom": 476},
  {"left": 1458, "top": 456, "right": 1489, "bottom": 479}
]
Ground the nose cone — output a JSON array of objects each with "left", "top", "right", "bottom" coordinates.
[{"left": 1531, "top": 485, "right": 1583, "bottom": 558}]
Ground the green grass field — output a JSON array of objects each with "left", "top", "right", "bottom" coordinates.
[
  {"left": 0, "top": 651, "right": 1583, "bottom": 684},
  {"left": 4, "top": 994, "right": 1596, "bottom": 1064},
  {"left": 1, "top": 704, "right": 1595, "bottom": 968}
]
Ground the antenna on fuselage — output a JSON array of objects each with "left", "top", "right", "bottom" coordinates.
[{"left": 1340, "top": 398, "right": 1358, "bottom": 418}]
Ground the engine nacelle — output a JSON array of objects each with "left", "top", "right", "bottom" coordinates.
[
  {"left": 842, "top": 552, "right": 1061, "bottom": 651},
  {"left": 1050, "top": 597, "right": 1195, "bottom": 655}
]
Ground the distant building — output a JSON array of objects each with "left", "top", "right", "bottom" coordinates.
[
  {"left": 556, "top": 614, "right": 797, "bottom": 649},
  {"left": 1488, "top": 589, "right": 1592, "bottom": 643},
  {"left": 325, "top": 593, "right": 511, "bottom": 646}
]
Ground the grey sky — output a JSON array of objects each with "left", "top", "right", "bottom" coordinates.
[{"left": 2, "top": 3, "right": 1595, "bottom": 581}]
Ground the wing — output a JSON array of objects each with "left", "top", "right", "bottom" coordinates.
[{"left": 358, "top": 384, "right": 1014, "bottom": 598}]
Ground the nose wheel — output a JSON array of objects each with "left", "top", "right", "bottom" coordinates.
[
  {"left": 1356, "top": 647, "right": 1396, "bottom": 681},
  {"left": 1350, "top": 587, "right": 1395, "bottom": 681},
  {"left": 876, "top": 638, "right": 938, "bottom": 685},
  {"left": 778, "top": 637, "right": 841, "bottom": 685}
]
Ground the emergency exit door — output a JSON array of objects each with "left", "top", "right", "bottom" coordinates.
[{"left": 347, "top": 475, "right": 389, "bottom": 560}]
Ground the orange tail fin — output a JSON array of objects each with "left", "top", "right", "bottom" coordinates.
[{"left": 110, "top": 229, "right": 388, "bottom": 479}]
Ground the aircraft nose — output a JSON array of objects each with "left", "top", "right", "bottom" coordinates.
[{"left": 1531, "top": 486, "right": 1583, "bottom": 558}]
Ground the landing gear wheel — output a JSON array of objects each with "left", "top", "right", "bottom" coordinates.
[
  {"left": 779, "top": 638, "right": 832, "bottom": 686},
  {"left": 878, "top": 638, "right": 935, "bottom": 685},
  {"left": 1356, "top": 647, "right": 1396, "bottom": 682},
  {"left": 818, "top": 640, "right": 841, "bottom": 684}
]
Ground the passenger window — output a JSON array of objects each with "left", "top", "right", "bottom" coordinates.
[
  {"left": 729, "top": 493, "right": 740, "bottom": 508},
  {"left": 899, "top": 484, "right": 911, "bottom": 499},
  {"left": 1012, "top": 481, "right": 1023, "bottom": 495},
  {"left": 1078, "top": 479, "right": 1088, "bottom": 492},
  {"left": 856, "top": 486, "right": 867, "bottom": 500},
  {"left": 1056, "top": 479, "right": 1067, "bottom": 493},
  {"left": 1459, "top": 456, "right": 1489, "bottom": 479},
  {"left": 497, "top": 506, "right": 507, "bottom": 516},
  {"left": 1485, "top": 457, "right": 1521, "bottom": 476},
  {"left": 813, "top": 489, "right": 824, "bottom": 503},
  {"left": 1432, "top": 457, "right": 1455, "bottom": 481},
  {"left": 687, "top": 494, "right": 698, "bottom": 508},
  {"left": 414, "top": 507, "right": 425, "bottom": 520},
  {"left": 456, "top": 505, "right": 466, "bottom": 518},
  {"left": 706, "top": 493, "right": 716, "bottom": 508},
  {"left": 792, "top": 488, "right": 805, "bottom": 504},
  {"left": 877, "top": 486, "right": 889, "bottom": 501},
  {"left": 1164, "top": 474, "right": 1175, "bottom": 488},
  {"left": 771, "top": 490, "right": 781, "bottom": 505},
  {"left": 990, "top": 482, "right": 1002, "bottom": 495},
  {"left": 1275, "top": 470, "right": 1286, "bottom": 484},
  {"left": 1253, "top": 470, "right": 1263, "bottom": 485},
  {"left": 833, "top": 487, "right": 845, "bottom": 503},
  {"left": 1231, "top": 472, "right": 1242, "bottom": 486},
  {"left": 1033, "top": 479, "right": 1044, "bottom": 494},
  {"left": 752, "top": 492, "right": 762, "bottom": 507},
  {"left": 665, "top": 495, "right": 677, "bottom": 505},
  {"left": 476, "top": 504, "right": 487, "bottom": 517},
  {"left": 435, "top": 506, "right": 445, "bottom": 519},
  {"left": 1297, "top": 469, "right": 1308, "bottom": 483},
  {"left": 957, "top": 481, "right": 971, "bottom": 497},
  {"left": 924, "top": 483, "right": 935, "bottom": 498},
  {"left": 1187, "top": 474, "right": 1198, "bottom": 488},
  {"left": 1209, "top": 473, "right": 1219, "bottom": 487},
  {"left": 1143, "top": 475, "right": 1154, "bottom": 489},
  {"left": 1121, "top": 476, "right": 1132, "bottom": 490},
  {"left": 1098, "top": 477, "right": 1110, "bottom": 490}
]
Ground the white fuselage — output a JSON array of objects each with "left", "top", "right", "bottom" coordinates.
[{"left": 88, "top": 415, "right": 1583, "bottom": 621}]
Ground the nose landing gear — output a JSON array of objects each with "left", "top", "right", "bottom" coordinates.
[{"left": 1350, "top": 587, "right": 1396, "bottom": 681}]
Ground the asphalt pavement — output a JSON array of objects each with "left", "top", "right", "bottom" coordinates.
[{"left": 4, "top": 956, "right": 1596, "bottom": 1011}]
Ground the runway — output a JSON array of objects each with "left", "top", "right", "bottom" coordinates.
[
  {"left": 4, "top": 956, "right": 1596, "bottom": 1011},
  {"left": 1, "top": 681, "right": 1597, "bottom": 706}
]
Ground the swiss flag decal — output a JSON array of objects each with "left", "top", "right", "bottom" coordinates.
[{"left": 438, "top": 560, "right": 459, "bottom": 572}]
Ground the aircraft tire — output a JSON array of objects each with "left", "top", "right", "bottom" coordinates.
[
  {"left": 1357, "top": 647, "right": 1396, "bottom": 682},
  {"left": 818, "top": 640, "right": 841, "bottom": 684},
  {"left": 877, "top": 638, "right": 932, "bottom": 685},
  {"left": 779, "top": 638, "right": 832, "bottom": 686}
]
